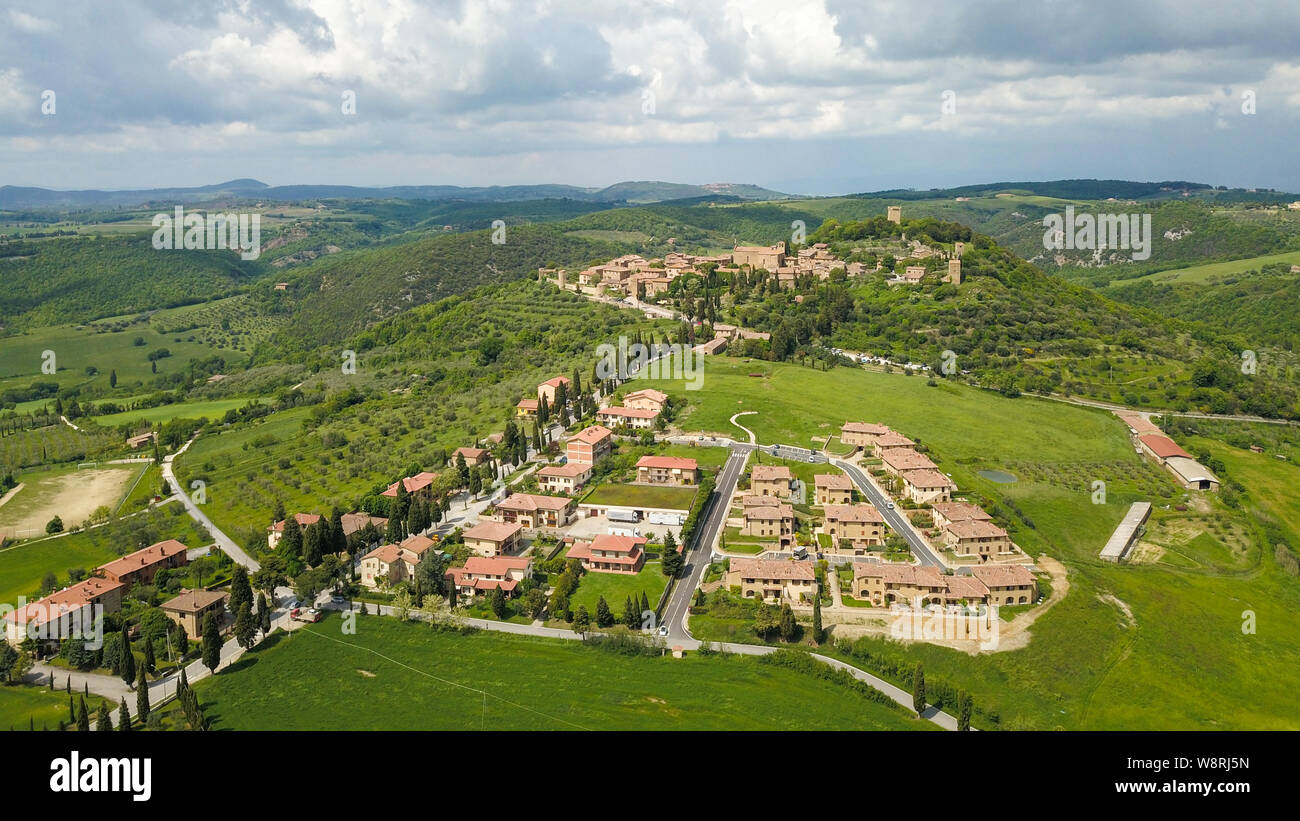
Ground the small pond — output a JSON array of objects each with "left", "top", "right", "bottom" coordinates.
[{"left": 977, "top": 469, "right": 1018, "bottom": 484}]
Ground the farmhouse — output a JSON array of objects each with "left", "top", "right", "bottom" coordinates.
[
  {"left": 491, "top": 493, "right": 575, "bottom": 529},
  {"left": 566, "top": 533, "right": 648, "bottom": 574},
  {"left": 267, "top": 513, "right": 322, "bottom": 550},
  {"left": 693, "top": 337, "right": 728, "bottom": 356},
  {"left": 359, "top": 534, "right": 439, "bottom": 589},
  {"left": 813, "top": 473, "right": 854, "bottom": 505},
  {"left": 382, "top": 471, "right": 440, "bottom": 499},
  {"left": 538, "top": 376, "right": 571, "bottom": 405},
  {"left": 823, "top": 503, "right": 886, "bottom": 551},
  {"left": 160, "top": 590, "right": 228, "bottom": 636},
  {"left": 881, "top": 448, "right": 937, "bottom": 475},
  {"left": 340, "top": 512, "right": 389, "bottom": 539},
  {"left": 515, "top": 398, "right": 539, "bottom": 417},
  {"left": 126, "top": 431, "right": 157, "bottom": 449},
  {"left": 98, "top": 539, "right": 189, "bottom": 587},
  {"left": 453, "top": 447, "right": 491, "bottom": 467},
  {"left": 4, "top": 577, "right": 124, "bottom": 647},
  {"left": 623, "top": 388, "right": 668, "bottom": 413},
  {"left": 943, "top": 519, "right": 1015, "bottom": 560},
  {"left": 872, "top": 431, "right": 915, "bottom": 457},
  {"left": 445, "top": 556, "right": 533, "bottom": 597},
  {"left": 742, "top": 503, "right": 795, "bottom": 546},
  {"left": 596, "top": 405, "right": 659, "bottom": 429},
  {"left": 636, "top": 455, "right": 700, "bottom": 486},
  {"left": 462, "top": 520, "right": 523, "bottom": 558},
  {"left": 840, "top": 422, "right": 891, "bottom": 449},
  {"left": 900, "top": 469, "right": 956, "bottom": 504},
  {"left": 970, "top": 564, "right": 1038, "bottom": 606},
  {"left": 929, "top": 501, "right": 992, "bottom": 530},
  {"left": 726, "top": 558, "right": 816, "bottom": 603},
  {"left": 750, "top": 465, "right": 794, "bottom": 498},
  {"left": 566, "top": 425, "right": 613, "bottom": 465},
  {"left": 1138, "top": 434, "right": 1220, "bottom": 491},
  {"left": 536, "top": 461, "right": 593, "bottom": 494}
]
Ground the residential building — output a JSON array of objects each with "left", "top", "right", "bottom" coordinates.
[
  {"left": 98, "top": 539, "right": 189, "bottom": 587},
  {"left": 596, "top": 405, "right": 659, "bottom": 429},
  {"left": 872, "top": 431, "right": 915, "bottom": 456},
  {"left": 453, "top": 447, "right": 491, "bottom": 467},
  {"left": 567, "top": 534, "right": 648, "bottom": 574},
  {"left": 840, "top": 422, "right": 891, "bottom": 449},
  {"left": 359, "top": 534, "right": 439, "bottom": 589},
  {"left": 126, "top": 431, "right": 157, "bottom": 449},
  {"left": 970, "top": 564, "right": 1038, "bottom": 606},
  {"left": 445, "top": 556, "right": 533, "bottom": 597},
  {"left": 742, "top": 503, "right": 795, "bottom": 546},
  {"left": 160, "top": 590, "right": 228, "bottom": 636},
  {"left": 726, "top": 558, "right": 816, "bottom": 603},
  {"left": 900, "top": 469, "right": 956, "bottom": 503},
  {"left": 515, "top": 398, "right": 539, "bottom": 417},
  {"left": 823, "top": 503, "right": 886, "bottom": 551},
  {"left": 929, "top": 502, "right": 992, "bottom": 530},
  {"left": 851, "top": 564, "right": 951, "bottom": 607},
  {"left": 636, "top": 455, "right": 700, "bottom": 486},
  {"left": 536, "top": 461, "right": 593, "bottom": 494},
  {"left": 538, "top": 376, "right": 571, "bottom": 405},
  {"left": 462, "top": 521, "right": 523, "bottom": 557},
  {"left": 732, "top": 242, "right": 787, "bottom": 270},
  {"left": 693, "top": 337, "right": 727, "bottom": 356},
  {"left": 491, "top": 493, "right": 575, "bottom": 529},
  {"left": 943, "top": 519, "right": 1015, "bottom": 560},
  {"left": 267, "top": 513, "right": 322, "bottom": 550},
  {"left": 340, "top": 512, "right": 389, "bottom": 539},
  {"left": 566, "top": 425, "right": 613, "bottom": 465},
  {"left": 881, "top": 448, "right": 938, "bottom": 475},
  {"left": 813, "top": 473, "right": 853, "bottom": 505},
  {"left": 381, "top": 471, "right": 440, "bottom": 499},
  {"left": 750, "top": 465, "right": 794, "bottom": 498},
  {"left": 4, "top": 577, "right": 124, "bottom": 647},
  {"left": 623, "top": 388, "right": 669, "bottom": 414}
]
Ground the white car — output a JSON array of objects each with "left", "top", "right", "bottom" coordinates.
[
  {"left": 886, "top": 502, "right": 895, "bottom": 510},
  {"left": 657, "top": 625, "right": 670, "bottom": 637}
]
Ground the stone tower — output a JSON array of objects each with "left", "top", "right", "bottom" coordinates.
[
  {"left": 947, "top": 259, "right": 962, "bottom": 285},
  {"left": 887, "top": 206, "right": 902, "bottom": 224}
]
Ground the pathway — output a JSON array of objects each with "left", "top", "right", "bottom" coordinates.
[{"left": 730, "top": 411, "right": 757, "bottom": 444}]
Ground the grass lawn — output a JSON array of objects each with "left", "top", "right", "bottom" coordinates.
[
  {"left": 0, "top": 685, "right": 110, "bottom": 731},
  {"left": 92, "top": 398, "right": 266, "bottom": 427},
  {"left": 1118, "top": 249, "right": 1300, "bottom": 286},
  {"left": 192, "top": 614, "right": 930, "bottom": 730},
  {"left": 568, "top": 562, "right": 667, "bottom": 615},
  {"left": 580, "top": 483, "right": 697, "bottom": 511}
]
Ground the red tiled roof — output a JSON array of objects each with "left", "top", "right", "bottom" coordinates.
[
  {"left": 537, "top": 462, "right": 591, "bottom": 478},
  {"left": 382, "top": 471, "right": 439, "bottom": 497},
  {"left": 269, "top": 513, "right": 321, "bottom": 533},
  {"left": 598, "top": 406, "right": 659, "bottom": 419},
  {"left": 729, "top": 558, "right": 815, "bottom": 581},
  {"left": 971, "top": 564, "right": 1037, "bottom": 588},
  {"left": 751, "top": 465, "right": 793, "bottom": 481},
  {"left": 569, "top": 425, "right": 612, "bottom": 445},
  {"left": 98, "top": 539, "right": 188, "bottom": 579},
  {"left": 945, "top": 519, "right": 1008, "bottom": 539},
  {"left": 901, "top": 469, "right": 956, "bottom": 489},
  {"left": 824, "top": 503, "right": 884, "bottom": 523},
  {"left": 882, "top": 449, "right": 937, "bottom": 471},
  {"left": 4, "top": 577, "right": 125, "bottom": 626},
  {"left": 842, "top": 422, "right": 890, "bottom": 436},
  {"left": 496, "top": 493, "right": 573, "bottom": 512},
  {"left": 874, "top": 432, "right": 915, "bottom": 448},
  {"left": 929, "top": 502, "right": 990, "bottom": 523},
  {"left": 814, "top": 473, "right": 853, "bottom": 490},
  {"left": 636, "top": 455, "right": 698, "bottom": 470},
  {"left": 1139, "top": 434, "right": 1192, "bottom": 460},
  {"left": 463, "top": 520, "right": 522, "bottom": 543}
]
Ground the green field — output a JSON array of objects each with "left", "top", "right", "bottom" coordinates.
[
  {"left": 192, "top": 614, "right": 929, "bottom": 730},
  {"left": 580, "top": 483, "right": 697, "bottom": 511},
  {"left": 566, "top": 562, "right": 667, "bottom": 616},
  {"left": 665, "top": 356, "right": 1300, "bottom": 729},
  {"left": 0, "top": 686, "right": 111, "bottom": 731},
  {"left": 1121, "top": 249, "right": 1300, "bottom": 286},
  {"left": 92, "top": 398, "right": 264, "bottom": 426}
]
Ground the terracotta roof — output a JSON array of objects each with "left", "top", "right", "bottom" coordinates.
[
  {"left": 1139, "top": 434, "right": 1192, "bottom": 460},
  {"left": 943, "top": 575, "right": 990, "bottom": 599},
  {"left": 4, "top": 577, "right": 125, "bottom": 626},
  {"left": 945, "top": 519, "right": 1008, "bottom": 539},
  {"left": 1116, "top": 411, "right": 1162, "bottom": 436},
  {"left": 874, "top": 432, "right": 915, "bottom": 447},
  {"left": 901, "top": 469, "right": 956, "bottom": 489},
  {"left": 744, "top": 503, "right": 793, "bottom": 521},
  {"left": 824, "top": 503, "right": 884, "bottom": 523},
  {"left": 537, "top": 462, "right": 591, "bottom": 478},
  {"left": 882, "top": 449, "right": 937, "bottom": 471},
  {"left": 269, "top": 513, "right": 321, "bottom": 533},
  {"left": 842, "top": 422, "right": 890, "bottom": 436},
  {"left": 496, "top": 493, "right": 573, "bottom": 512},
  {"left": 340, "top": 512, "right": 388, "bottom": 536},
  {"left": 516, "top": 398, "right": 539, "bottom": 410},
  {"left": 540, "top": 376, "right": 571, "bottom": 389},
  {"left": 568, "top": 534, "right": 647, "bottom": 563},
  {"left": 929, "top": 502, "right": 990, "bottom": 523},
  {"left": 463, "top": 520, "right": 522, "bottom": 543},
  {"left": 382, "top": 471, "right": 440, "bottom": 497},
  {"left": 854, "top": 564, "right": 946, "bottom": 587},
  {"left": 729, "top": 558, "right": 815, "bottom": 581},
  {"left": 636, "top": 455, "right": 698, "bottom": 471},
  {"left": 569, "top": 425, "right": 612, "bottom": 445},
  {"left": 751, "top": 465, "right": 793, "bottom": 482},
  {"left": 160, "top": 589, "right": 227, "bottom": 614},
  {"left": 454, "top": 447, "right": 489, "bottom": 461},
  {"left": 625, "top": 388, "right": 668, "bottom": 404},
  {"left": 98, "top": 539, "right": 188, "bottom": 579},
  {"left": 970, "top": 564, "right": 1037, "bottom": 588},
  {"left": 814, "top": 473, "right": 853, "bottom": 490}
]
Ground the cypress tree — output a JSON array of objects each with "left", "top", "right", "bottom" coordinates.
[
  {"left": 136, "top": 668, "right": 150, "bottom": 722},
  {"left": 595, "top": 596, "right": 613, "bottom": 628},
  {"left": 118, "top": 698, "right": 131, "bottom": 731},
  {"left": 76, "top": 697, "right": 89, "bottom": 731},
  {"left": 201, "top": 612, "right": 221, "bottom": 674},
  {"left": 622, "top": 595, "right": 638, "bottom": 628},
  {"left": 96, "top": 703, "right": 113, "bottom": 731},
  {"left": 812, "top": 593, "right": 824, "bottom": 644},
  {"left": 958, "top": 691, "right": 972, "bottom": 732},
  {"left": 912, "top": 664, "right": 927, "bottom": 716},
  {"left": 257, "top": 592, "right": 271, "bottom": 635},
  {"left": 119, "top": 624, "right": 135, "bottom": 686},
  {"left": 142, "top": 633, "right": 155, "bottom": 673}
]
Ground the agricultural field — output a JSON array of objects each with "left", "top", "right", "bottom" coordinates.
[
  {"left": 657, "top": 356, "right": 1300, "bottom": 729},
  {"left": 0, "top": 463, "right": 143, "bottom": 540},
  {"left": 0, "top": 423, "right": 122, "bottom": 473},
  {"left": 90, "top": 398, "right": 265, "bottom": 427},
  {"left": 1118, "top": 249, "right": 1300, "bottom": 286},
  {"left": 192, "top": 615, "right": 929, "bottom": 731}
]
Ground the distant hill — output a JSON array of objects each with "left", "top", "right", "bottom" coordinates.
[
  {"left": 0, "top": 179, "right": 791, "bottom": 210},
  {"left": 850, "top": 179, "right": 1298, "bottom": 203}
]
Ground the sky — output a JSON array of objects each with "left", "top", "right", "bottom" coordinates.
[{"left": 2, "top": 0, "right": 1298, "bottom": 196}]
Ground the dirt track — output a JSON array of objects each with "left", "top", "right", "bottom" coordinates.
[{"left": 0, "top": 467, "right": 136, "bottom": 537}]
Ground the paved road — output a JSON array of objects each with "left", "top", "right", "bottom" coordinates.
[
  {"left": 833, "top": 458, "right": 944, "bottom": 568},
  {"left": 660, "top": 446, "right": 750, "bottom": 641},
  {"left": 162, "top": 437, "right": 260, "bottom": 571}
]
